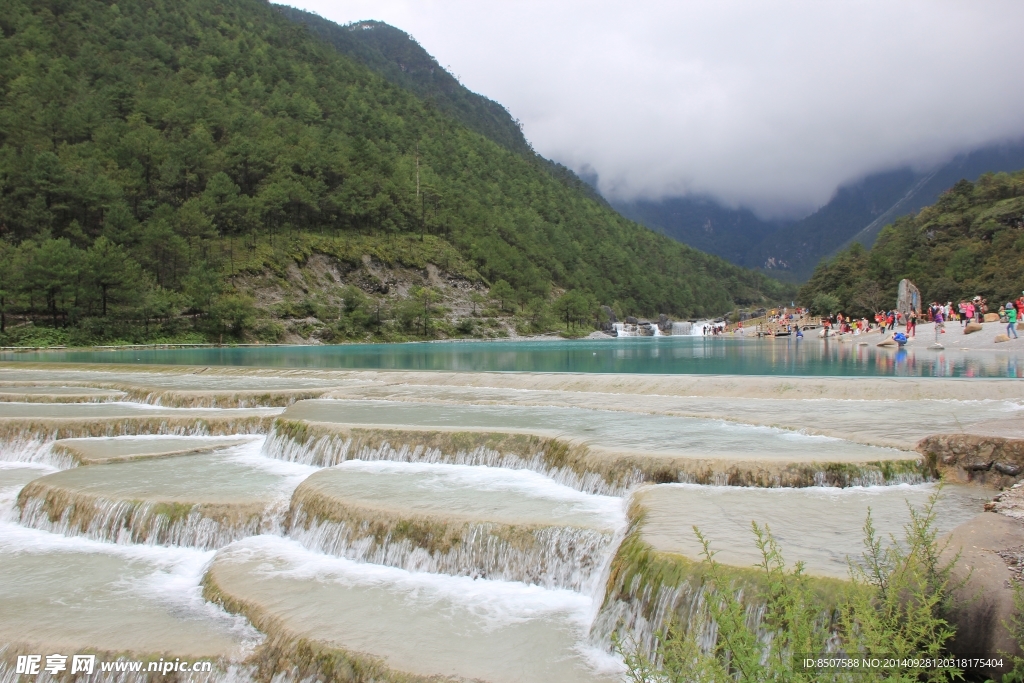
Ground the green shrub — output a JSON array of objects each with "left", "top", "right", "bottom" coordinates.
[{"left": 620, "top": 490, "right": 965, "bottom": 682}]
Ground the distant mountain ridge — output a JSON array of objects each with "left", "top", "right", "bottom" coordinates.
[
  {"left": 613, "top": 196, "right": 788, "bottom": 266},
  {"left": 614, "top": 140, "right": 1024, "bottom": 282}
]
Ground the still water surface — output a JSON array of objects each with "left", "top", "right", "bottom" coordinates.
[{"left": 4, "top": 337, "right": 1023, "bottom": 377}]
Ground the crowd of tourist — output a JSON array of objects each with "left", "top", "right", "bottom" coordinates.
[
  {"left": 813, "top": 293, "right": 1024, "bottom": 342},
  {"left": 735, "top": 295, "right": 1023, "bottom": 343}
]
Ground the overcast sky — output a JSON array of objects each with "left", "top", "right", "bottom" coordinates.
[{"left": 289, "top": 0, "right": 1024, "bottom": 217}]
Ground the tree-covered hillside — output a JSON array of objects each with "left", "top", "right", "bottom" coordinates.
[
  {"left": 797, "top": 171, "right": 1024, "bottom": 316},
  {"left": 0, "top": 0, "right": 790, "bottom": 345},
  {"left": 274, "top": 10, "right": 531, "bottom": 157}
]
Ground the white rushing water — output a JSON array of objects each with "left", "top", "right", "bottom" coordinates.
[
  {"left": 0, "top": 421, "right": 632, "bottom": 679},
  {"left": 16, "top": 440, "right": 317, "bottom": 549},
  {"left": 289, "top": 460, "right": 625, "bottom": 591}
]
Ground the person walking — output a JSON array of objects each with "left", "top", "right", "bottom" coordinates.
[
  {"left": 1007, "top": 302, "right": 1019, "bottom": 339},
  {"left": 907, "top": 309, "right": 917, "bottom": 338},
  {"left": 932, "top": 303, "right": 945, "bottom": 342}
]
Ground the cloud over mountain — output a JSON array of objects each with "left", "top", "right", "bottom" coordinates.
[{"left": 289, "top": 0, "right": 1024, "bottom": 217}]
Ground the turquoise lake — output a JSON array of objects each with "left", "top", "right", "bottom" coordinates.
[{"left": 2, "top": 337, "right": 1021, "bottom": 377}]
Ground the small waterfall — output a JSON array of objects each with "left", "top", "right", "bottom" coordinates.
[
  {"left": 590, "top": 572, "right": 709, "bottom": 658},
  {"left": 0, "top": 437, "right": 75, "bottom": 470},
  {"left": 810, "top": 467, "right": 925, "bottom": 487},
  {"left": 17, "top": 485, "right": 286, "bottom": 550},
  {"left": 262, "top": 427, "right": 632, "bottom": 496},
  {"left": 113, "top": 386, "right": 328, "bottom": 409},
  {"left": 288, "top": 509, "right": 614, "bottom": 593},
  {"left": 586, "top": 529, "right": 768, "bottom": 663},
  {"left": 690, "top": 320, "right": 720, "bottom": 335},
  {"left": 0, "top": 418, "right": 271, "bottom": 471},
  {"left": 671, "top": 322, "right": 692, "bottom": 335},
  {"left": 0, "top": 416, "right": 273, "bottom": 462}
]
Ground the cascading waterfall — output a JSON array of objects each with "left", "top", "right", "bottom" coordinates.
[
  {"left": 0, "top": 384, "right": 982, "bottom": 681},
  {"left": 589, "top": 572, "right": 708, "bottom": 657},
  {"left": 0, "top": 437, "right": 73, "bottom": 469},
  {"left": 811, "top": 468, "right": 925, "bottom": 487},
  {"left": 0, "top": 418, "right": 273, "bottom": 466},
  {"left": 671, "top": 321, "right": 692, "bottom": 335},
  {"left": 612, "top": 322, "right": 664, "bottom": 337},
  {"left": 288, "top": 510, "right": 615, "bottom": 593},
  {"left": 690, "top": 320, "right": 718, "bottom": 335},
  {"left": 16, "top": 487, "right": 287, "bottom": 550},
  {"left": 261, "top": 427, "right": 631, "bottom": 495}
]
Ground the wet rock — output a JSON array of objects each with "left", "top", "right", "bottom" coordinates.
[
  {"left": 996, "top": 462, "right": 1023, "bottom": 476},
  {"left": 964, "top": 322, "right": 983, "bottom": 334},
  {"left": 965, "top": 460, "right": 994, "bottom": 471},
  {"left": 625, "top": 316, "right": 638, "bottom": 324}
]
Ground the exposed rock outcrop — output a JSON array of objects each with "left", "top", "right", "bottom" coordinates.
[{"left": 918, "top": 433, "right": 1024, "bottom": 487}]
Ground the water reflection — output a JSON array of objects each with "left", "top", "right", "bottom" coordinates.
[{"left": 1, "top": 337, "right": 1022, "bottom": 378}]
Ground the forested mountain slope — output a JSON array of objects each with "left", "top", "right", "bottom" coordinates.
[
  {"left": 275, "top": 9, "right": 611, "bottom": 208},
  {"left": 0, "top": 0, "right": 789, "bottom": 346},
  {"left": 274, "top": 10, "right": 530, "bottom": 156},
  {"left": 797, "top": 171, "right": 1024, "bottom": 317}
]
